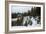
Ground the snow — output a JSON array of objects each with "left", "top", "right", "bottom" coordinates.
[{"left": 22, "top": 16, "right": 41, "bottom": 27}]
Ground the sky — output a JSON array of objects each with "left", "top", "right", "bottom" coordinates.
[{"left": 11, "top": 6, "right": 32, "bottom": 13}]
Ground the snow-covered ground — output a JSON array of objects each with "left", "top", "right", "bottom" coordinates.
[
  {"left": 22, "top": 16, "right": 41, "bottom": 27},
  {"left": 12, "top": 16, "right": 41, "bottom": 27}
]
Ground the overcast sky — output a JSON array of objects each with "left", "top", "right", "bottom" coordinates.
[{"left": 11, "top": 6, "right": 32, "bottom": 13}]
